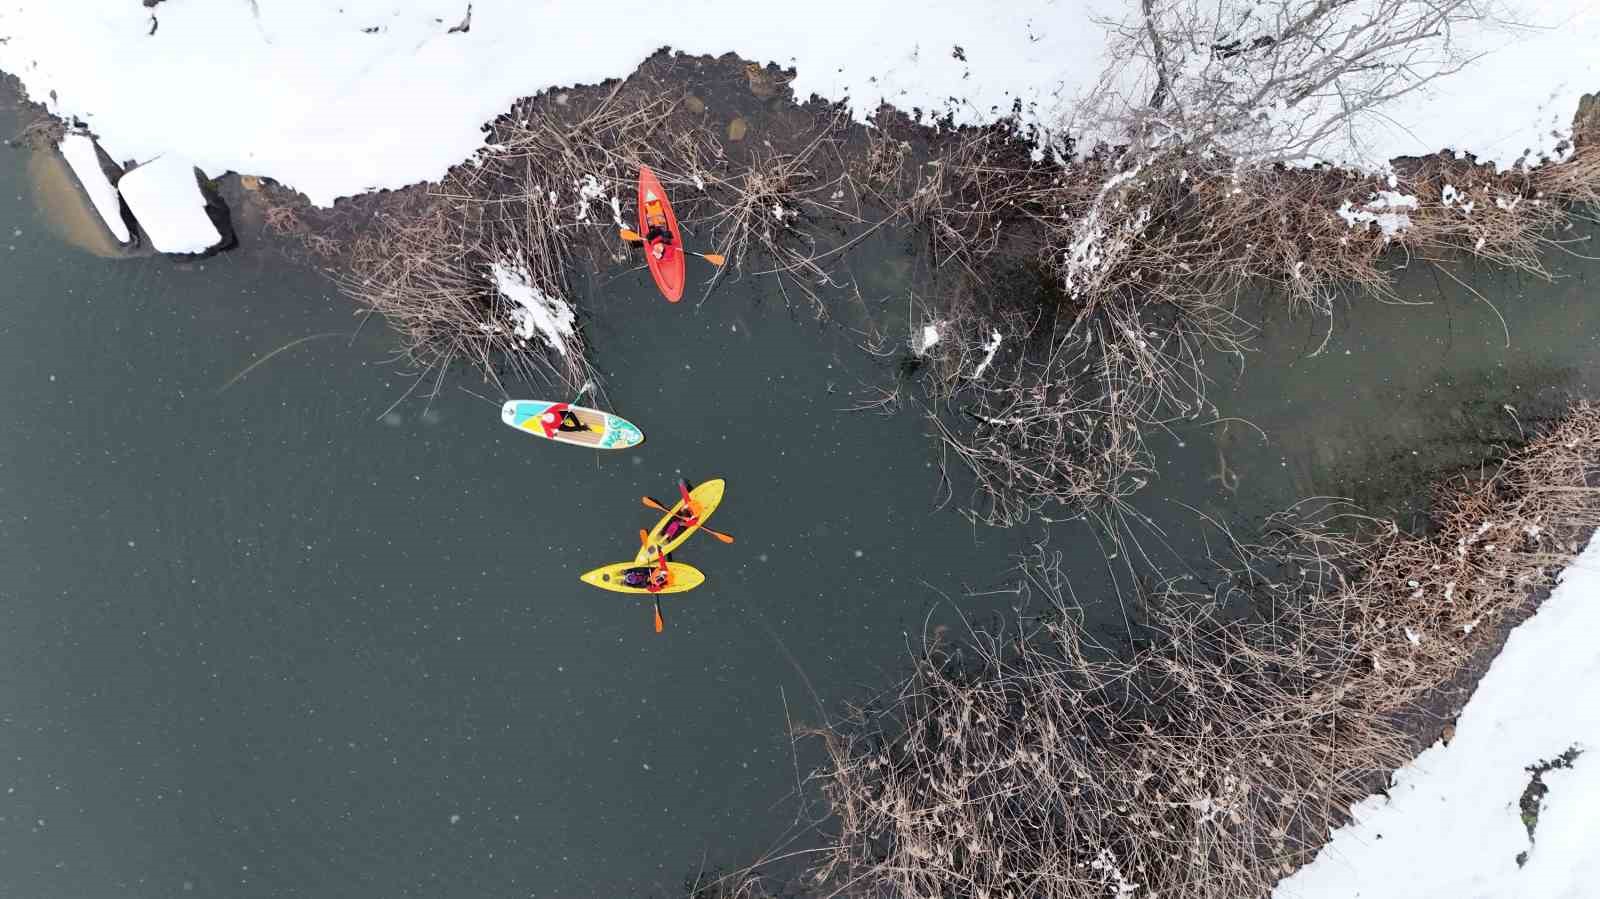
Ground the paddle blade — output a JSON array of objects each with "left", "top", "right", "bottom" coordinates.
[
  {"left": 619, "top": 228, "right": 643, "bottom": 243},
  {"left": 642, "top": 495, "right": 672, "bottom": 514},
  {"left": 701, "top": 253, "right": 726, "bottom": 267},
  {"left": 639, "top": 529, "right": 649, "bottom": 546},
  {"left": 654, "top": 600, "right": 664, "bottom": 633},
  {"left": 710, "top": 530, "right": 734, "bottom": 544}
]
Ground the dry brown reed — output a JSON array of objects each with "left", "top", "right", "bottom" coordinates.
[
  {"left": 696, "top": 109, "right": 862, "bottom": 310},
  {"left": 336, "top": 83, "right": 686, "bottom": 394},
  {"left": 808, "top": 403, "right": 1600, "bottom": 899},
  {"left": 15, "top": 112, "right": 66, "bottom": 150},
  {"left": 906, "top": 116, "right": 1600, "bottom": 526},
  {"left": 334, "top": 58, "right": 874, "bottom": 391}
]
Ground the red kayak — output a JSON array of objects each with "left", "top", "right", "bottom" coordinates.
[{"left": 637, "top": 165, "right": 686, "bottom": 303}]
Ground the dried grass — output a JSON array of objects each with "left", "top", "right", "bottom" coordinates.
[
  {"left": 808, "top": 403, "right": 1600, "bottom": 899},
  {"left": 332, "top": 63, "right": 873, "bottom": 390},
  {"left": 907, "top": 118, "right": 1600, "bottom": 526},
  {"left": 334, "top": 83, "right": 685, "bottom": 394}
]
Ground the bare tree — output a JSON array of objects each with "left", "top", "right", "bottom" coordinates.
[{"left": 1077, "top": 0, "right": 1500, "bottom": 164}]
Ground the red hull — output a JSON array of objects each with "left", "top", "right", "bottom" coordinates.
[{"left": 637, "top": 165, "right": 686, "bottom": 303}]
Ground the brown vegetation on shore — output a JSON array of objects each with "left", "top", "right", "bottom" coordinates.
[
  {"left": 796, "top": 403, "right": 1600, "bottom": 899},
  {"left": 305, "top": 57, "right": 871, "bottom": 396},
  {"left": 905, "top": 116, "right": 1600, "bottom": 526},
  {"left": 269, "top": 45, "right": 1600, "bottom": 523}
]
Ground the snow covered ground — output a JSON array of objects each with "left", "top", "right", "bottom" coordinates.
[
  {"left": 0, "top": 1, "right": 1595, "bottom": 206},
  {"left": 115, "top": 155, "right": 221, "bottom": 253},
  {"left": 1274, "top": 533, "right": 1600, "bottom": 899},
  {"left": 57, "top": 133, "right": 129, "bottom": 243},
  {"left": 491, "top": 261, "right": 577, "bottom": 357}
]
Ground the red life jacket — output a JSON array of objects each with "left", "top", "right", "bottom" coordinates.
[{"left": 538, "top": 402, "right": 572, "bottom": 439}]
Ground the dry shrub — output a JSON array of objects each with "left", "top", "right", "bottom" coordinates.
[
  {"left": 906, "top": 113, "right": 1600, "bottom": 526},
  {"left": 906, "top": 122, "right": 1067, "bottom": 275},
  {"left": 809, "top": 403, "right": 1600, "bottom": 899},
  {"left": 696, "top": 108, "right": 861, "bottom": 310},
  {"left": 258, "top": 195, "right": 342, "bottom": 261},
  {"left": 335, "top": 58, "right": 871, "bottom": 387},
  {"left": 15, "top": 112, "right": 66, "bottom": 150},
  {"left": 337, "top": 83, "right": 688, "bottom": 393},
  {"left": 342, "top": 168, "right": 595, "bottom": 392}
]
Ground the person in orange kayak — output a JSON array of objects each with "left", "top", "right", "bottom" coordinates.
[{"left": 643, "top": 191, "right": 675, "bottom": 261}]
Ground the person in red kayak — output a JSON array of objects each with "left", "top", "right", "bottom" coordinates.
[
  {"left": 643, "top": 191, "right": 676, "bottom": 262},
  {"left": 537, "top": 403, "right": 588, "bottom": 438}
]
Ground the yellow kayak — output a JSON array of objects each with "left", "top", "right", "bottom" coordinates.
[
  {"left": 579, "top": 560, "right": 705, "bottom": 595},
  {"left": 635, "top": 479, "right": 725, "bottom": 563}
]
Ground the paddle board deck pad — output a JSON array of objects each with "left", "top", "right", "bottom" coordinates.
[
  {"left": 501, "top": 400, "right": 643, "bottom": 449},
  {"left": 637, "top": 165, "right": 686, "bottom": 303},
  {"left": 635, "top": 479, "right": 725, "bottom": 563},
  {"left": 580, "top": 560, "right": 705, "bottom": 595}
]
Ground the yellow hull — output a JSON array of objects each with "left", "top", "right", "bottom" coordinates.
[
  {"left": 579, "top": 560, "right": 705, "bottom": 595},
  {"left": 635, "top": 479, "right": 725, "bottom": 563}
]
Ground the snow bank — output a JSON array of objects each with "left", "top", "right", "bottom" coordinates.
[
  {"left": 116, "top": 156, "right": 221, "bottom": 254},
  {"left": 0, "top": 0, "right": 1090, "bottom": 206},
  {"left": 1274, "top": 533, "right": 1600, "bottom": 899},
  {"left": 491, "top": 261, "right": 576, "bottom": 356},
  {"left": 0, "top": 2, "right": 1593, "bottom": 207},
  {"left": 1332, "top": 2, "right": 1600, "bottom": 170},
  {"left": 57, "top": 133, "right": 130, "bottom": 244}
]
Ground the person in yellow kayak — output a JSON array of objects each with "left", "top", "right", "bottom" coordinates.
[
  {"left": 620, "top": 553, "right": 672, "bottom": 592},
  {"left": 642, "top": 190, "right": 676, "bottom": 262},
  {"left": 660, "top": 480, "right": 700, "bottom": 541},
  {"left": 641, "top": 480, "right": 701, "bottom": 556}
]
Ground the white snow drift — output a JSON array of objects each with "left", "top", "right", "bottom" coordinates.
[
  {"left": 115, "top": 155, "right": 221, "bottom": 254},
  {"left": 491, "top": 261, "right": 576, "bottom": 357},
  {"left": 0, "top": 1, "right": 1595, "bottom": 208},
  {"left": 1274, "top": 533, "right": 1600, "bottom": 899},
  {"left": 57, "top": 133, "right": 130, "bottom": 243}
]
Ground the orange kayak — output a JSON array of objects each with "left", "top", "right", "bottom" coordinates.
[{"left": 637, "top": 165, "right": 686, "bottom": 303}]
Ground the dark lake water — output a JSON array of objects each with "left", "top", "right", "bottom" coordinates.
[{"left": 2, "top": 92, "right": 1597, "bottom": 897}]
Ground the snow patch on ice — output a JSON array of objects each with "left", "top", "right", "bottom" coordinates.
[
  {"left": 1337, "top": 190, "right": 1420, "bottom": 240},
  {"left": 913, "top": 322, "right": 943, "bottom": 356},
  {"left": 116, "top": 156, "right": 220, "bottom": 254},
  {"left": 1440, "top": 184, "right": 1476, "bottom": 216},
  {"left": 491, "top": 261, "right": 576, "bottom": 356},
  {"left": 969, "top": 329, "right": 1003, "bottom": 380},
  {"left": 57, "top": 133, "right": 129, "bottom": 243}
]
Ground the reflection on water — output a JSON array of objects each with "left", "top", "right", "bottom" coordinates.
[
  {"left": 25, "top": 148, "right": 127, "bottom": 258},
  {"left": 1199, "top": 257, "right": 1600, "bottom": 530}
]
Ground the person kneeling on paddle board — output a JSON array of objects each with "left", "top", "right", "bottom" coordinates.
[{"left": 537, "top": 403, "right": 588, "bottom": 438}]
